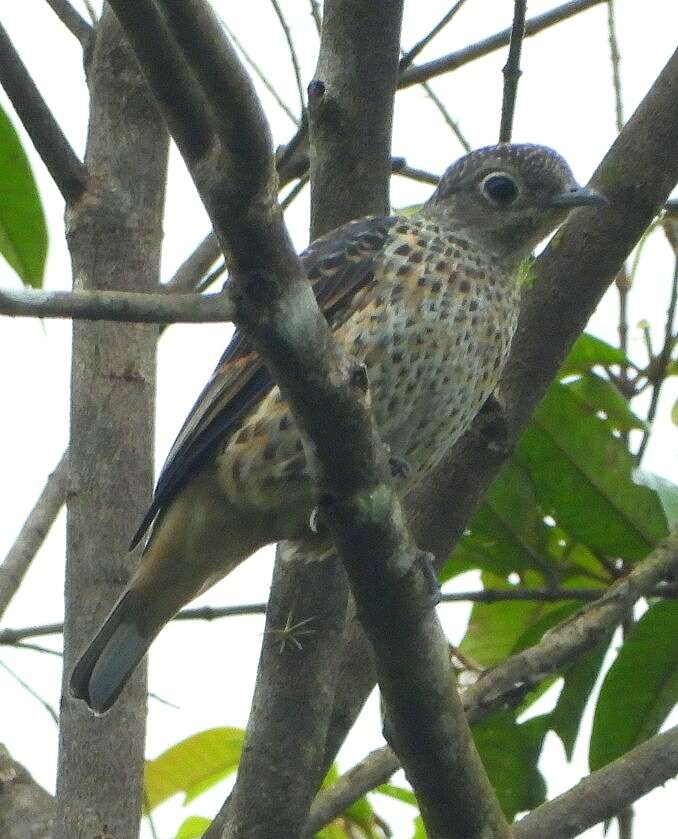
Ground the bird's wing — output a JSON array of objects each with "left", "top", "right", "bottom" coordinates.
[{"left": 129, "top": 214, "right": 399, "bottom": 549}]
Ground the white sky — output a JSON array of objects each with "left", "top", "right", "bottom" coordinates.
[{"left": 0, "top": 2, "right": 677, "bottom": 838}]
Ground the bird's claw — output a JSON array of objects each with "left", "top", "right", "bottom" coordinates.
[
  {"left": 389, "top": 455, "right": 413, "bottom": 480},
  {"left": 415, "top": 550, "right": 441, "bottom": 608}
]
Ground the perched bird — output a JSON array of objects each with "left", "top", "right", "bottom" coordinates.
[{"left": 71, "top": 143, "right": 602, "bottom": 713}]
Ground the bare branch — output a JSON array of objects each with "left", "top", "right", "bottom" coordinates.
[
  {"left": 163, "top": 232, "right": 221, "bottom": 292},
  {"left": 0, "top": 454, "right": 68, "bottom": 621},
  {"left": 421, "top": 80, "right": 472, "bottom": 152},
  {"left": 0, "top": 285, "right": 236, "bottom": 323},
  {"left": 499, "top": 0, "right": 527, "bottom": 142},
  {"left": 0, "top": 20, "right": 88, "bottom": 204},
  {"left": 43, "top": 0, "right": 92, "bottom": 47},
  {"left": 607, "top": 0, "right": 624, "bottom": 132},
  {"left": 636, "top": 227, "right": 678, "bottom": 462},
  {"left": 400, "top": 0, "right": 606, "bottom": 89},
  {"left": 269, "top": 0, "right": 306, "bottom": 116},
  {"left": 515, "top": 725, "right": 678, "bottom": 839},
  {"left": 399, "top": 0, "right": 469, "bottom": 71},
  {"left": 221, "top": 16, "right": 299, "bottom": 126}
]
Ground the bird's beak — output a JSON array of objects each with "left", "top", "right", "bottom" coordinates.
[{"left": 550, "top": 186, "right": 607, "bottom": 209}]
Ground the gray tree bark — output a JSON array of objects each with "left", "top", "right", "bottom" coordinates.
[{"left": 53, "top": 8, "right": 168, "bottom": 839}]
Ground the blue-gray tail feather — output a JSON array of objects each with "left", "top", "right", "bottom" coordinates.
[{"left": 70, "top": 591, "right": 151, "bottom": 714}]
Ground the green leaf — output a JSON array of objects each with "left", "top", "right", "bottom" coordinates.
[
  {"left": 589, "top": 602, "right": 678, "bottom": 770},
  {"left": 550, "top": 635, "right": 612, "bottom": 759},
  {"left": 517, "top": 381, "right": 668, "bottom": 561},
  {"left": 374, "top": 783, "right": 418, "bottom": 808},
  {"left": 0, "top": 104, "right": 47, "bottom": 287},
  {"left": 144, "top": 727, "right": 244, "bottom": 811},
  {"left": 460, "top": 573, "right": 566, "bottom": 667},
  {"left": 444, "top": 460, "right": 552, "bottom": 581},
  {"left": 473, "top": 711, "right": 547, "bottom": 820},
  {"left": 635, "top": 472, "right": 678, "bottom": 528},
  {"left": 568, "top": 373, "right": 646, "bottom": 432},
  {"left": 560, "top": 334, "right": 630, "bottom": 377},
  {"left": 174, "top": 816, "right": 212, "bottom": 839}
]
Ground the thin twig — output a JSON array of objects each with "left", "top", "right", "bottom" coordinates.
[
  {"left": 281, "top": 173, "right": 309, "bottom": 209},
  {"left": 0, "top": 660, "right": 59, "bottom": 724},
  {"left": 0, "top": 453, "right": 68, "bottom": 621},
  {"left": 499, "top": 0, "right": 527, "bottom": 142},
  {"left": 0, "top": 20, "right": 88, "bottom": 204},
  {"left": 6, "top": 585, "right": 678, "bottom": 648},
  {"left": 43, "top": 0, "right": 93, "bottom": 46},
  {"left": 607, "top": 0, "right": 624, "bottom": 132},
  {"left": 400, "top": 0, "right": 606, "bottom": 88},
  {"left": 269, "top": 0, "right": 306, "bottom": 116},
  {"left": 393, "top": 163, "right": 440, "bottom": 186},
  {"left": 399, "top": 0, "right": 469, "bottom": 71},
  {"left": 221, "top": 16, "right": 299, "bottom": 126},
  {"left": 0, "top": 285, "right": 236, "bottom": 323},
  {"left": 421, "top": 80, "right": 471, "bottom": 152},
  {"left": 636, "top": 243, "right": 678, "bottom": 463}
]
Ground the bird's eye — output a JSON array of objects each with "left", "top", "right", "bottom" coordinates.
[{"left": 481, "top": 173, "right": 519, "bottom": 205}]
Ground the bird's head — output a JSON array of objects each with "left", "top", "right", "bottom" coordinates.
[{"left": 424, "top": 143, "right": 604, "bottom": 264}]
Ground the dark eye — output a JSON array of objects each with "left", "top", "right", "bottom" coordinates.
[{"left": 481, "top": 173, "right": 519, "bottom": 205}]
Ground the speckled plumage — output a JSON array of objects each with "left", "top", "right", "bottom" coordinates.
[{"left": 71, "top": 144, "right": 603, "bottom": 712}]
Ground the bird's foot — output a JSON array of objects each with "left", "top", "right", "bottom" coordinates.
[
  {"left": 415, "top": 550, "right": 441, "bottom": 609},
  {"left": 389, "top": 454, "right": 413, "bottom": 480}
]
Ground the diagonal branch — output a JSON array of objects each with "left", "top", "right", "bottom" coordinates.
[
  {"left": 514, "top": 725, "right": 678, "bottom": 839},
  {"left": 0, "top": 454, "right": 68, "bottom": 621},
  {"left": 43, "top": 0, "right": 93, "bottom": 47},
  {"left": 269, "top": 0, "right": 306, "bottom": 116},
  {"left": 0, "top": 20, "right": 88, "bottom": 204},
  {"left": 400, "top": 0, "right": 606, "bottom": 88}
]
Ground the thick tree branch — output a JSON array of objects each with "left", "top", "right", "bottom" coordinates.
[
  {"left": 305, "top": 529, "right": 678, "bottom": 833},
  {"left": 0, "top": 745, "right": 54, "bottom": 839},
  {"left": 514, "top": 725, "right": 678, "bottom": 839},
  {"left": 0, "top": 20, "right": 88, "bottom": 204},
  {"left": 53, "top": 8, "right": 168, "bottom": 838},
  {"left": 0, "top": 454, "right": 68, "bottom": 622},
  {"left": 400, "top": 0, "right": 606, "bottom": 89}
]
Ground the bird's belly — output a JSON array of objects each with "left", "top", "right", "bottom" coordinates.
[{"left": 364, "top": 295, "right": 513, "bottom": 476}]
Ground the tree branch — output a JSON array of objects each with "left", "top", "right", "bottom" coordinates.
[
  {"left": 0, "top": 454, "right": 68, "bottom": 621},
  {"left": 0, "top": 285, "right": 235, "bottom": 323},
  {"left": 53, "top": 7, "right": 168, "bottom": 838},
  {"left": 514, "top": 725, "right": 678, "bottom": 839},
  {"left": 498, "top": 0, "right": 527, "bottom": 142},
  {"left": 43, "top": 0, "right": 93, "bottom": 47},
  {"left": 0, "top": 20, "right": 88, "bottom": 204},
  {"left": 400, "top": 0, "right": 606, "bottom": 89}
]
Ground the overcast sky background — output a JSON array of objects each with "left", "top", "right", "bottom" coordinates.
[{"left": 1, "top": 2, "right": 677, "bottom": 837}]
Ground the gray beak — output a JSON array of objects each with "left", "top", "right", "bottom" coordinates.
[{"left": 550, "top": 186, "right": 607, "bottom": 209}]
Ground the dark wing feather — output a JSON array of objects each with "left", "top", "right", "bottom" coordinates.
[{"left": 130, "top": 215, "right": 398, "bottom": 550}]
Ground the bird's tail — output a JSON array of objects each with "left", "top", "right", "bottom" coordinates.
[{"left": 69, "top": 588, "right": 159, "bottom": 714}]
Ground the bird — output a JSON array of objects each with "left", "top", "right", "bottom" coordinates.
[{"left": 70, "top": 143, "right": 603, "bottom": 713}]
